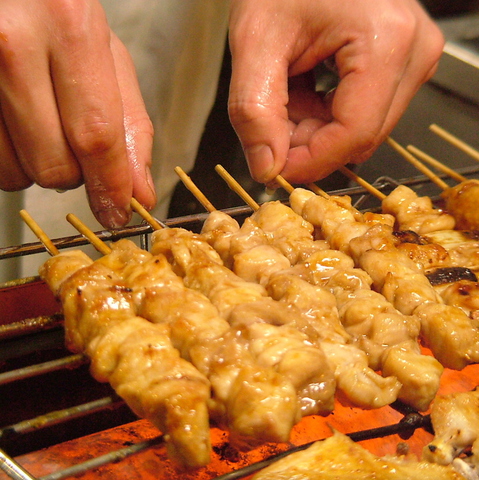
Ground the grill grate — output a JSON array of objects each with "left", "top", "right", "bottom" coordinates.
[{"left": 1, "top": 168, "right": 479, "bottom": 480}]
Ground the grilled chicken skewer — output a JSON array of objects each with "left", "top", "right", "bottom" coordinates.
[
  {"left": 22, "top": 210, "right": 212, "bottom": 468},
  {"left": 289, "top": 188, "right": 479, "bottom": 371},
  {"left": 389, "top": 136, "right": 479, "bottom": 231},
  {"left": 67, "top": 208, "right": 303, "bottom": 449},
  {"left": 203, "top": 167, "right": 404, "bottom": 410},
  {"left": 186, "top": 167, "right": 443, "bottom": 411},
  {"left": 336, "top": 169, "right": 479, "bottom": 318},
  {"left": 97, "top": 238, "right": 301, "bottom": 448},
  {"left": 145, "top": 177, "right": 337, "bottom": 419}
]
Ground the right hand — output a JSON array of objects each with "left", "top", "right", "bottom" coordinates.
[{"left": 0, "top": 0, "right": 155, "bottom": 228}]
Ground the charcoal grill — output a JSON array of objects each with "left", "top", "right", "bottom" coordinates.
[{"left": 1, "top": 170, "right": 479, "bottom": 480}]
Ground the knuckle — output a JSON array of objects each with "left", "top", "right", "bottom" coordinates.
[
  {"left": 69, "top": 115, "right": 120, "bottom": 158},
  {"left": 51, "top": 0, "right": 110, "bottom": 47},
  {"left": 35, "top": 162, "right": 82, "bottom": 190},
  {"left": 229, "top": 98, "right": 271, "bottom": 128}
]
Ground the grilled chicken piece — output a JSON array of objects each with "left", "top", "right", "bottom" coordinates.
[
  {"left": 425, "top": 230, "right": 479, "bottom": 271},
  {"left": 253, "top": 431, "right": 466, "bottom": 480},
  {"left": 40, "top": 254, "right": 212, "bottom": 468},
  {"left": 440, "top": 280, "right": 479, "bottom": 320},
  {"left": 394, "top": 230, "right": 452, "bottom": 272},
  {"left": 291, "top": 189, "right": 479, "bottom": 372},
  {"left": 104, "top": 240, "right": 301, "bottom": 446},
  {"left": 249, "top": 200, "right": 327, "bottom": 263},
  {"left": 201, "top": 209, "right": 241, "bottom": 265},
  {"left": 442, "top": 179, "right": 479, "bottom": 230},
  {"left": 152, "top": 227, "right": 337, "bottom": 418},
  {"left": 423, "top": 388, "right": 479, "bottom": 479},
  {"left": 382, "top": 184, "right": 456, "bottom": 234}
]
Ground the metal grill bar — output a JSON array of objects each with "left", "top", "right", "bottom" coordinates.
[
  {"left": 0, "top": 450, "right": 37, "bottom": 480},
  {"left": 38, "top": 435, "right": 164, "bottom": 480},
  {"left": 0, "top": 355, "right": 86, "bottom": 386},
  {"left": 0, "top": 397, "right": 123, "bottom": 441}
]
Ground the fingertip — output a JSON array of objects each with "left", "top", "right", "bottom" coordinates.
[
  {"left": 245, "top": 144, "right": 275, "bottom": 182},
  {"left": 95, "top": 205, "right": 132, "bottom": 229},
  {"left": 132, "top": 165, "right": 157, "bottom": 211}
]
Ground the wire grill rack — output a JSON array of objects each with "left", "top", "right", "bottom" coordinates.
[{"left": 1, "top": 167, "right": 479, "bottom": 480}]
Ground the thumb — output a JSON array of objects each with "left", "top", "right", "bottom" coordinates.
[{"left": 228, "top": 32, "right": 292, "bottom": 183}]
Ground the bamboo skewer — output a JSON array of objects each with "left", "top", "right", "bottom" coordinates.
[
  {"left": 338, "top": 166, "right": 386, "bottom": 201},
  {"left": 273, "top": 175, "right": 295, "bottom": 195},
  {"left": 214, "top": 164, "right": 260, "bottom": 211},
  {"left": 406, "top": 145, "right": 467, "bottom": 183},
  {"left": 130, "top": 198, "right": 165, "bottom": 231},
  {"left": 386, "top": 137, "right": 450, "bottom": 192},
  {"left": 174, "top": 166, "right": 217, "bottom": 213},
  {"left": 19, "top": 209, "right": 60, "bottom": 256},
  {"left": 66, "top": 213, "right": 112, "bottom": 255},
  {"left": 430, "top": 124, "right": 479, "bottom": 162},
  {"left": 306, "top": 183, "right": 330, "bottom": 199}
]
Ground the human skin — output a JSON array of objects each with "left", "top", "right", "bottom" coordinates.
[
  {"left": 0, "top": 0, "right": 155, "bottom": 228},
  {"left": 228, "top": 0, "right": 445, "bottom": 186},
  {"left": 0, "top": 0, "right": 443, "bottom": 228}
]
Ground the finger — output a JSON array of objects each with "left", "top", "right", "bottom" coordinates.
[
  {"left": 228, "top": 7, "right": 293, "bottom": 183},
  {"left": 109, "top": 33, "right": 156, "bottom": 211},
  {"left": 50, "top": 6, "right": 133, "bottom": 228},
  {"left": 279, "top": 27, "right": 421, "bottom": 183},
  {"left": 0, "top": 22, "right": 82, "bottom": 191},
  {"left": 0, "top": 111, "right": 32, "bottom": 191}
]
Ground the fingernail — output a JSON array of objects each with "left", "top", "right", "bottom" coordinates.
[
  {"left": 97, "top": 207, "right": 131, "bottom": 229},
  {"left": 245, "top": 144, "right": 275, "bottom": 182},
  {"left": 145, "top": 166, "right": 157, "bottom": 200}
]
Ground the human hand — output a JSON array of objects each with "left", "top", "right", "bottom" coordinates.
[
  {"left": 0, "top": 0, "right": 155, "bottom": 228},
  {"left": 228, "top": 0, "right": 444, "bottom": 185}
]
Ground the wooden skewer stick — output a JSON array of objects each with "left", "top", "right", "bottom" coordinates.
[
  {"left": 338, "top": 166, "right": 386, "bottom": 201},
  {"left": 19, "top": 209, "right": 59, "bottom": 256},
  {"left": 406, "top": 145, "right": 467, "bottom": 183},
  {"left": 386, "top": 137, "right": 450, "bottom": 191},
  {"left": 174, "top": 166, "right": 217, "bottom": 213},
  {"left": 130, "top": 198, "right": 165, "bottom": 231},
  {"left": 214, "top": 164, "right": 260, "bottom": 211},
  {"left": 430, "top": 124, "right": 479, "bottom": 162},
  {"left": 274, "top": 174, "right": 295, "bottom": 195},
  {"left": 66, "top": 213, "right": 112, "bottom": 255},
  {"left": 306, "top": 183, "right": 330, "bottom": 199}
]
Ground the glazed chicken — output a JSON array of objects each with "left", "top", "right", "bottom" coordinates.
[
  {"left": 441, "top": 179, "right": 479, "bottom": 231},
  {"left": 202, "top": 204, "right": 402, "bottom": 409},
  {"left": 151, "top": 227, "right": 337, "bottom": 418},
  {"left": 423, "top": 388, "right": 479, "bottom": 480},
  {"left": 290, "top": 188, "right": 479, "bottom": 371},
  {"left": 96, "top": 239, "right": 300, "bottom": 447},
  {"left": 40, "top": 251, "right": 212, "bottom": 468},
  {"left": 382, "top": 184, "right": 456, "bottom": 234},
  {"left": 288, "top": 248, "right": 443, "bottom": 411}
]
